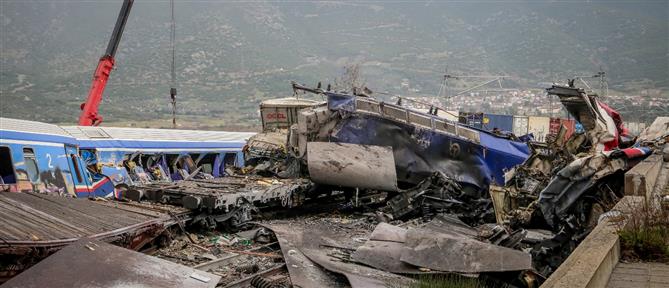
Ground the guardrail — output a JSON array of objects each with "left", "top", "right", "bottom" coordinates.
[{"left": 354, "top": 97, "right": 481, "bottom": 144}]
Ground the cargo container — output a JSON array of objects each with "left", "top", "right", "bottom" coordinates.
[
  {"left": 483, "top": 113, "right": 514, "bottom": 133},
  {"left": 459, "top": 112, "right": 484, "bottom": 129},
  {"left": 528, "top": 116, "right": 551, "bottom": 142},
  {"left": 260, "top": 98, "right": 321, "bottom": 131},
  {"left": 549, "top": 118, "right": 562, "bottom": 135},
  {"left": 513, "top": 116, "right": 529, "bottom": 136}
]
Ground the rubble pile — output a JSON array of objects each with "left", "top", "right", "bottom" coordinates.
[
  {"left": 124, "top": 176, "right": 316, "bottom": 230},
  {"left": 119, "top": 82, "right": 665, "bottom": 287},
  {"left": 11, "top": 81, "right": 665, "bottom": 287}
]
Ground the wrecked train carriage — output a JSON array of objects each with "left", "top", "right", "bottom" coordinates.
[
  {"left": 127, "top": 176, "right": 315, "bottom": 230},
  {"left": 287, "top": 91, "right": 530, "bottom": 192},
  {"left": 62, "top": 125, "right": 254, "bottom": 191},
  {"left": 490, "top": 84, "right": 665, "bottom": 275}
]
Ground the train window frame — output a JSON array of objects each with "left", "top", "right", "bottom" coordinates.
[
  {"left": 223, "top": 152, "right": 238, "bottom": 166},
  {"left": 70, "top": 154, "right": 83, "bottom": 183},
  {"left": 0, "top": 146, "right": 17, "bottom": 185},
  {"left": 22, "top": 147, "right": 40, "bottom": 183}
]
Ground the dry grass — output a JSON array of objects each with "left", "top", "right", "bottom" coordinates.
[{"left": 618, "top": 201, "right": 669, "bottom": 263}]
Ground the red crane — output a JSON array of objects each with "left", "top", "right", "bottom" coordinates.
[{"left": 78, "top": 0, "right": 134, "bottom": 126}]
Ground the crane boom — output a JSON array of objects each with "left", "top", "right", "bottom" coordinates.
[{"left": 78, "top": 0, "right": 134, "bottom": 126}]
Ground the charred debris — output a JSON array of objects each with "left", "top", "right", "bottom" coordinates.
[{"left": 11, "top": 81, "right": 667, "bottom": 288}]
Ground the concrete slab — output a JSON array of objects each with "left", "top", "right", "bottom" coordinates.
[{"left": 606, "top": 262, "right": 669, "bottom": 288}]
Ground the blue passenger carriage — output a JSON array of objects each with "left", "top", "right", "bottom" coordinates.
[
  {"left": 1, "top": 118, "right": 255, "bottom": 199},
  {"left": 61, "top": 126, "right": 255, "bottom": 196},
  {"left": 0, "top": 118, "right": 114, "bottom": 197}
]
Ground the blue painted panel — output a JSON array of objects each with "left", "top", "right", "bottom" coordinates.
[{"left": 0, "top": 141, "right": 76, "bottom": 195}]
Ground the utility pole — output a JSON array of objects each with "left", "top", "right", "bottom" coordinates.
[{"left": 170, "top": 0, "right": 177, "bottom": 128}]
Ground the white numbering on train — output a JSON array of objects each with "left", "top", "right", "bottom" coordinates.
[{"left": 46, "top": 153, "right": 54, "bottom": 168}]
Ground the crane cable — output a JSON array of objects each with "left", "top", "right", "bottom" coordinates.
[{"left": 170, "top": 0, "right": 177, "bottom": 128}]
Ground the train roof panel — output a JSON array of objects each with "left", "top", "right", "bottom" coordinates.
[
  {"left": 0, "top": 117, "right": 77, "bottom": 145},
  {"left": 0, "top": 117, "right": 72, "bottom": 137},
  {"left": 62, "top": 126, "right": 255, "bottom": 142}
]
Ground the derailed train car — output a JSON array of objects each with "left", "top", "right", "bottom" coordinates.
[
  {"left": 286, "top": 86, "right": 531, "bottom": 193},
  {"left": 0, "top": 117, "right": 254, "bottom": 198},
  {"left": 61, "top": 126, "right": 254, "bottom": 194},
  {"left": 0, "top": 118, "right": 114, "bottom": 197}
]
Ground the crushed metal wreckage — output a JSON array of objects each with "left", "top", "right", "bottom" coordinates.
[
  {"left": 0, "top": 192, "right": 186, "bottom": 281},
  {"left": 491, "top": 83, "right": 668, "bottom": 275},
  {"left": 107, "top": 81, "right": 663, "bottom": 287},
  {"left": 122, "top": 176, "right": 316, "bottom": 230},
  {"left": 3, "top": 81, "right": 667, "bottom": 288}
]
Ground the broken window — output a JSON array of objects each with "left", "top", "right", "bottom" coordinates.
[
  {"left": 195, "top": 153, "right": 217, "bottom": 174},
  {"left": 22, "top": 148, "right": 40, "bottom": 183},
  {"left": 0, "top": 147, "right": 16, "bottom": 184},
  {"left": 223, "top": 152, "right": 237, "bottom": 167}
]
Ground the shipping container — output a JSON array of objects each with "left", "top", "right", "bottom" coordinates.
[
  {"left": 260, "top": 98, "right": 321, "bottom": 131},
  {"left": 528, "top": 116, "right": 551, "bottom": 142},
  {"left": 483, "top": 113, "right": 514, "bottom": 132},
  {"left": 459, "top": 112, "right": 483, "bottom": 129},
  {"left": 513, "top": 116, "right": 529, "bottom": 136},
  {"left": 549, "top": 118, "right": 562, "bottom": 135}
]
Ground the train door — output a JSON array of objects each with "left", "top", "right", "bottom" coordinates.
[{"left": 65, "top": 145, "right": 90, "bottom": 196}]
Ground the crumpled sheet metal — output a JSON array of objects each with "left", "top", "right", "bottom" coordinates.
[
  {"left": 327, "top": 113, "right": 526, "bottom": 189},
  {"left": 538, "top": 152, "right": 627, "bottom": 227},
  {"left": 354, "top": 221, "right": 532, "bottom": 274},
  {"left": 352, "top": 223, "right": 423, "bottom": 274},
  {"left": 263, "top": 224, "right": 344, "bottom": 288},
  {"left": 307, "top": 142, "right": 398, "bottom": 191},
  {"left": 299, "top": 235, "right": 414, "bottom": 288},
  {"left": 424, "top": 214, "right": 480, "bottom": 238},
  {"left": 266, "top": 223, "right": 413, "bottom": 288},
  {"left": 369, "top": 222, "right": 406, "bottom": 242},
  {"left": 2, "top": 239, "right": 221, "bottom": 288},
  {"left": 400, "top": 227, "right": 532, "bottom": 273}
]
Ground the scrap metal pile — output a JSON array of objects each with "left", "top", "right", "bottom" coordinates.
[
  {"left": 125, "top": 176, "right": 316, "bottom": 230},
  {"left": 11, "top": 81, "right": 666, "bottom": 287},
  {"left": 110, "top": 81, "right": 665, "bottom": 287}
]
